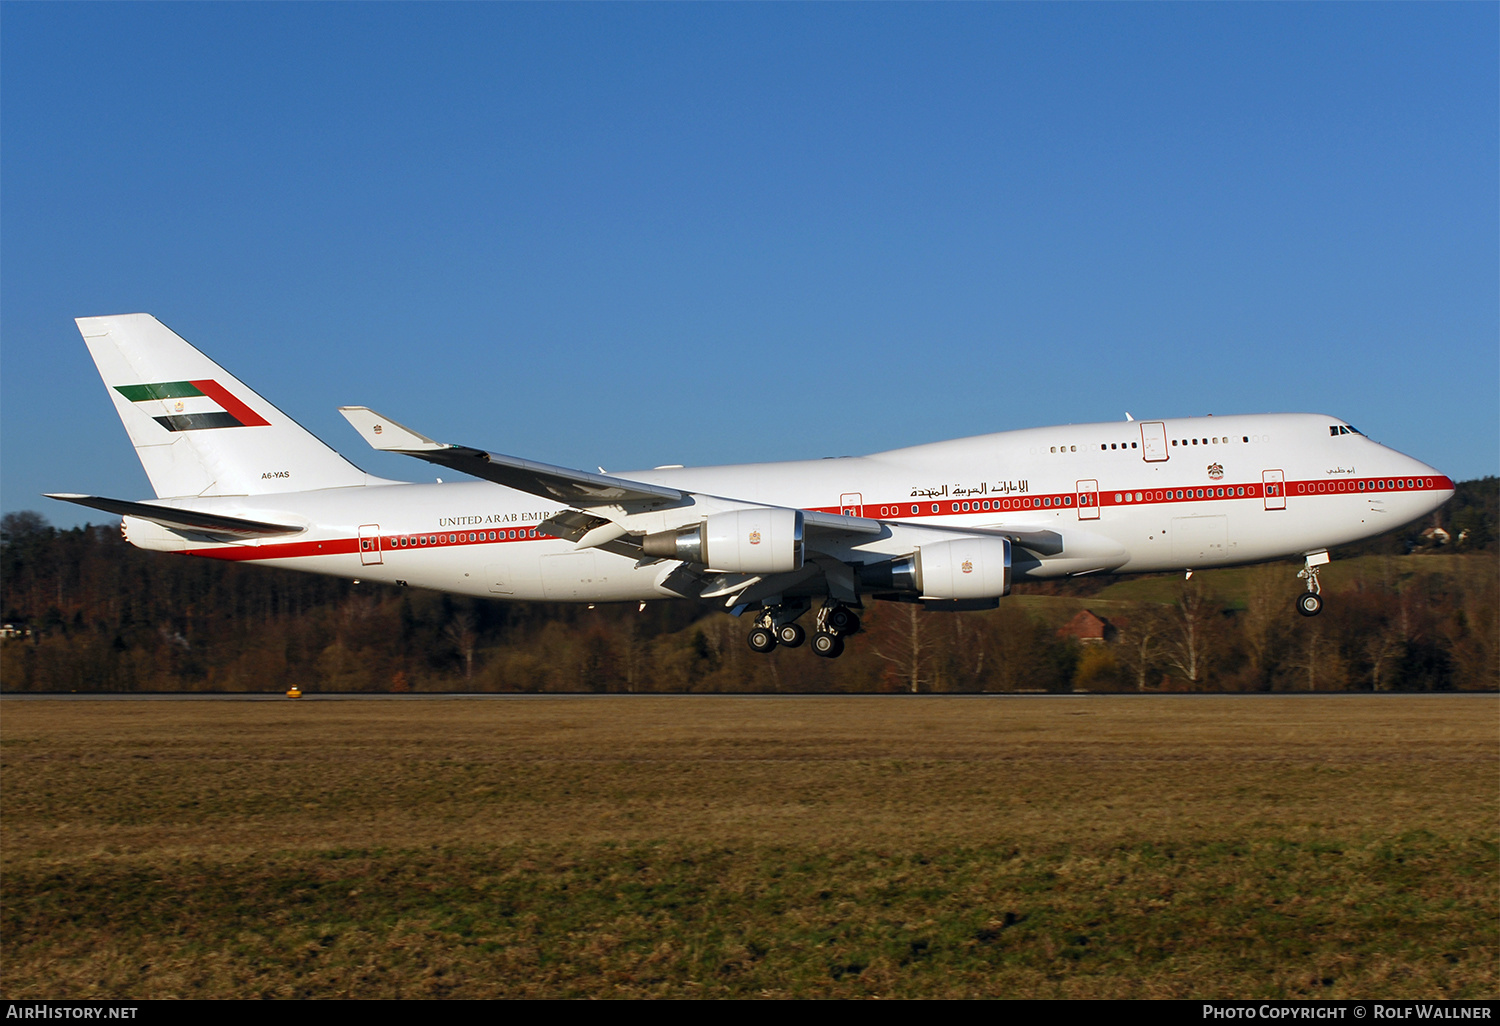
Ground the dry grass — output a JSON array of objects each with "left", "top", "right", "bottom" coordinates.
[{"left": 3, "top": 695, "right": 1495, "bottom": 998}]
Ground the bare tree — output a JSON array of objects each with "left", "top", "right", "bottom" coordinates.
[
  {"left": 443, "top": 609, "right": 478, "bottom": 681},
  {"left": 874, "top": 603, "right": 929, "bottom": 693},
  {"left": 1116, "top": 602, "right": 1169, "bottom": 691},
  {"left": 1364, "top": 624, "right": 1405, "bottom": 692},
  {"left": 1240, "top": 567, "right": 1286, "bottom": 686},
  {"left": 1165, "top": 582, "right": 1218, "bottom": 688}
]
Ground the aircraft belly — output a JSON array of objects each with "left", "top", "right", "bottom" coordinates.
[{"left": 1170, "top": 515, "right": 1229, "bottom": 565}]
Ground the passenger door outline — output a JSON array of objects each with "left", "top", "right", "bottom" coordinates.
[{"left": 1076, "top": 480, "right": 1100, "bottom": 520}]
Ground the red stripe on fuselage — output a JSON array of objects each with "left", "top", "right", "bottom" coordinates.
[
  {"left": 821, "top": 475, "right": 1454, "bottom": 520},
  {"left": 178, "top": 475, "right": 1454, "bottom": 562},
  {"left": 183, "top": 527, "right": 545, "bottom": 562}
]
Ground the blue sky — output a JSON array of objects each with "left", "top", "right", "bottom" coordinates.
[{"left": 4, "top": 3, "right": 1496, "bottom": 527}]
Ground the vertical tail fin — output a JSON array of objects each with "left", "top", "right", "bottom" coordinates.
[{"left": 77, "top": 314, "right": 367, "bottom": 498}]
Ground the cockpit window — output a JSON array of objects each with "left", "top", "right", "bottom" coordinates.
[{"left": 1330, "top": 424, "right": 1365, "bottom": 437}]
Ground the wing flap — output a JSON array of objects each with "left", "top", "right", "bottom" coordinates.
[{"left": 801, "top": 509, "right": 884, "bottom": 536}]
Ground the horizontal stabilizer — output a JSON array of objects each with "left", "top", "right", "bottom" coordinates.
[
  {"left": 338, "top": 406, "right": 686, "bottom": 508},
  {"left": 45, "top": 494, "right": 303, "bottom": 538}
]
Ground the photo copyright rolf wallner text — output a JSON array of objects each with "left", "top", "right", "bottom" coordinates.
[{"left": 1205, "top": 1008, "right": 1492, "bottom": 1020}]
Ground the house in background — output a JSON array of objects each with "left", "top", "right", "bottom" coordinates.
[{"left": 1057, "top": 609, "right": 1115, "bottom": 644}]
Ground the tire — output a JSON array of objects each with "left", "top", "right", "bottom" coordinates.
[
  {"left": 812, "top": 632, "right": 845, "bottom": 658},
  {"left": 747, "top": 627, "right": 778, "bottom": 653},
  {"left": 777, "top": 623, "right": 806, "bottom": 648},
  {"left": 827, "top": 608, "right": 859, "bottom": 634},
  {"left": 1296, "top": 593, "right": 1323, "bottom": 617}
]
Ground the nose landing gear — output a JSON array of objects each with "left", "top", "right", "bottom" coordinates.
[{"left": 1296, "top": 550, "right": 1329, "bottom": 617}]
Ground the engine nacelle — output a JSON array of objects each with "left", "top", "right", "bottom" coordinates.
[
  {"left": 915, "top": 536, "right": 1011, "bottom": 599},
  {"left": 880, "top": 536, "right": 1010, "bottom": 600},
  {"left": 121, "top": 515, "right": 186, "bottom": 552},
  {"left": 642, "top": 508, "right": 804, "bottom": 574}
]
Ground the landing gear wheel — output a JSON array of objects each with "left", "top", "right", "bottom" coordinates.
[
  {"left": 1296, "top": 593, "right": 1323, "bottom": 617},
  {"left": 827, "top": 608, "right": 860, "bottom": 635},
  {"left": 776, "top": 623, "right": 806, "bottom": 648},
  {"left": 747, "top": 627, "right": 778, "bottom": 653},
  {"left": 812, "top": 633, "right": 845, "bottom": 658}
]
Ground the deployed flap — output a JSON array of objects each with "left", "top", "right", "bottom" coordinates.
[
  {"left": 339, "top": 406, "right": 686, "bottom": 508},
  {"left": 979, "top": 527, "right": 1065, "bottom": 556},
  {"left": 801, "top": 509, "right": 884, "bottom": 536},
  {"left": 45, "top": 493, "right": 303, "bottom": 538}
]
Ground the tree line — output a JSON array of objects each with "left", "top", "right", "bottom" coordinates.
[{"left": 2, "top": 478, "right": 1494, "bottom": 693}]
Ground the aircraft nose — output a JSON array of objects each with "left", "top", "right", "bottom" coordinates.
[{"left": 1404, "top": 457, "right": 1454, "bottom": 513}]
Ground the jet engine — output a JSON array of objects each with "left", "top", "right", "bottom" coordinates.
[
  {"left": 120, "top": 515, "right": 186, "bottom": 552},
  {"left": 860, "top": 536, "right": 1011, "bottom": 600},
  {"left": 642, "top": 508, "right": 804, "bottom": 573}
]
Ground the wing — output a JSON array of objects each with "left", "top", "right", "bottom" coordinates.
[
  {"left": 339, "top": 406, "right": 687, "bottom": 508},
  {"left": 340, "top": 405, "right": 883, "bottom": 535},
  {"left": 335, "top": 407, "right": 1093, "bottom": 608}
]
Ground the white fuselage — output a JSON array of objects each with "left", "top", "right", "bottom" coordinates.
[{"left": 124, "top": 412, "right": 1452, "bottom": 603}]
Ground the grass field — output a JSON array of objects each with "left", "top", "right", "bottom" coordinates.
[{"left": 2, "top": 695, "right": 1495, "bottom": 998}]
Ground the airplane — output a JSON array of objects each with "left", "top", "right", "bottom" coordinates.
[{"left": 48, "top": 314, "right": 1454, "bottom": 659}]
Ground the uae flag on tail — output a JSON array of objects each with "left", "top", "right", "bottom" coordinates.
[{"left": 114, "top": 380, "right": 271, "bottom": 432}]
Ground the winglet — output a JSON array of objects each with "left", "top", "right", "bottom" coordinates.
[{"left": 338, "top": 406, "right": 447, "bottom": 452}]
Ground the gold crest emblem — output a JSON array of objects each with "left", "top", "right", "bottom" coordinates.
[
  {"left": 1207, "top": 463, "right": 1224, "bottom": 480},
  {"left": 748, "top": 530, "right": 761, "bottom": 545},
  {"left": 961, "top": 559, "right": 974, "bottom": 574}
]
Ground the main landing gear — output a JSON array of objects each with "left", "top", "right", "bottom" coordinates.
[
  {"left": 745, "top": 601, "right": 860, "bottom": 658},
  {"left": 1295, "top": 550, "right": 1329, "bottom": 617}
]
